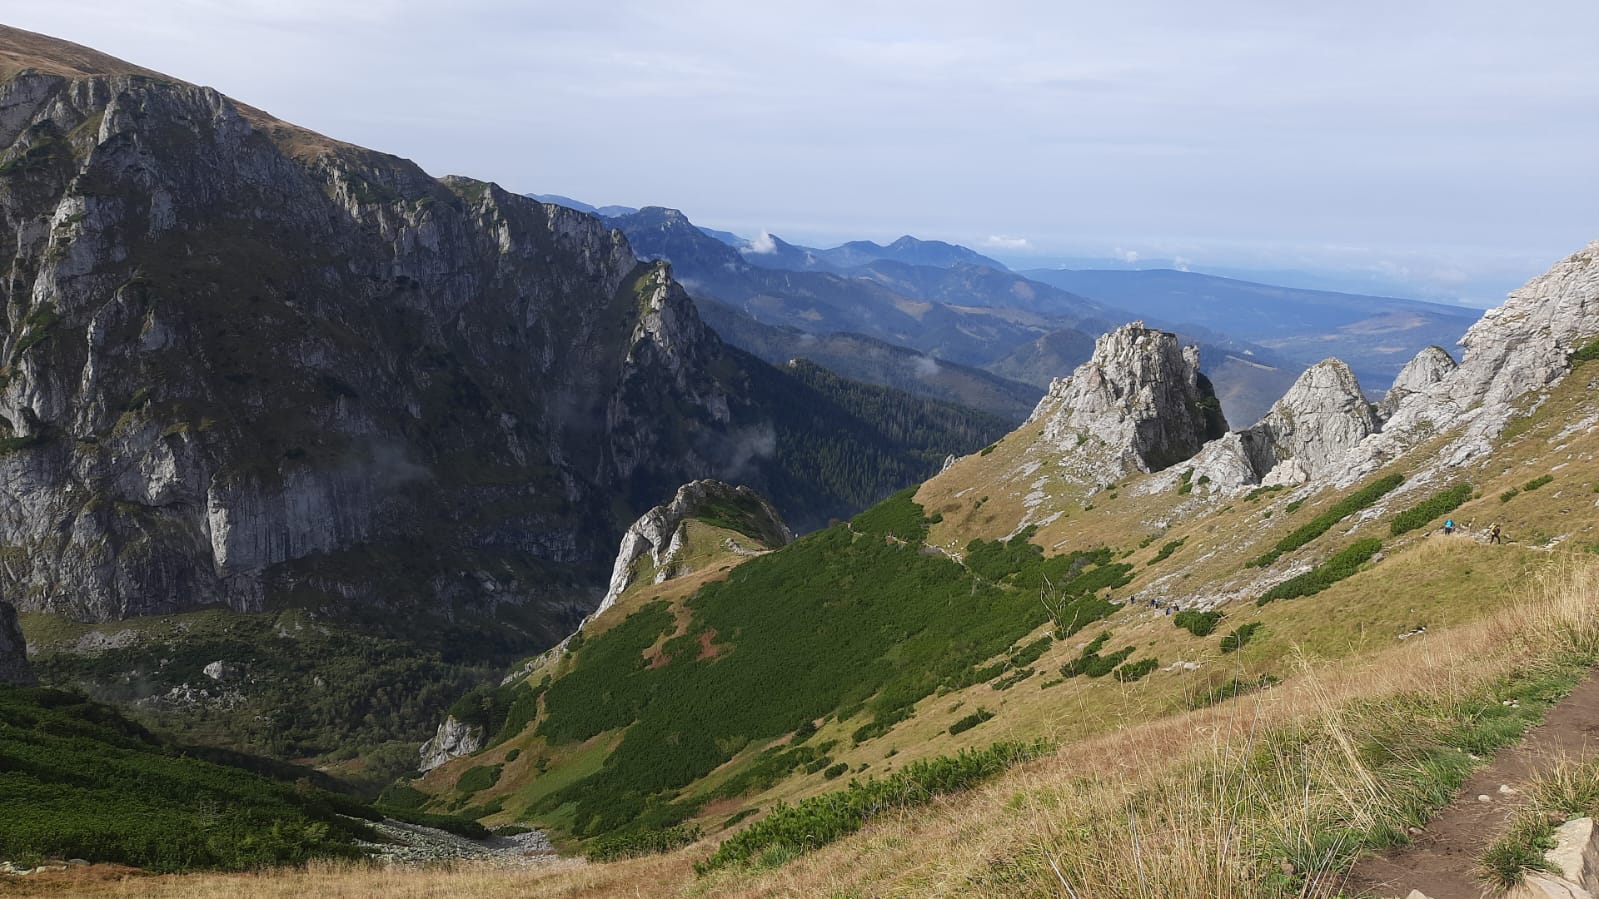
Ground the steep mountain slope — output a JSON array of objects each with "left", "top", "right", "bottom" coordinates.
[
  {"left": 0, "top": 26, "right": 1009, "bottom": 763},
  {"left": 1024, "top": 267, "right": 1481, "bottom": 388},
  {"left": 411, "top": 241, "right": 1599, "bottom": 885}
]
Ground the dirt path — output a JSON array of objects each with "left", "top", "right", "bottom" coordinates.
[{"left": 1341, "top": 669, "right": 1599, "bottom": 898}]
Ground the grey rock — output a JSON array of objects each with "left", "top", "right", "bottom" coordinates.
[
  {"left": 1377, "top": 346, "right": 1456, "bottom": 422},
  {"left": 0, "top": 600, "right": 35, "bottom": 686},
  {"left": 1028, "top": 321, "right": 1227, "bottom": 477},
  {"left": 418, "top": 714, "right": 484, "bottom": 773},
  {"left": 1249, "top": 360, "right": 1378, "bottom": 486}
]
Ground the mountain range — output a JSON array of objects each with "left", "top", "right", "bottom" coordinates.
[{"left": 8, "top": 24, "right": 1599, "bottom": 899}]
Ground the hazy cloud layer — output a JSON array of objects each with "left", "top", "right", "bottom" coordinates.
[{"left": 9, "top": 1, "right": 1597, "bottom": 303}]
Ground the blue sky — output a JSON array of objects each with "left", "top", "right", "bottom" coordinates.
[{"left": 8, "top": 2, "right": 1597, "bottom": 304}]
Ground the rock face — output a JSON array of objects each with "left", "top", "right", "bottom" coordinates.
[
  {"left": 0, "top": 600, "right": 35, "bottom": 686},
  {"left": 1242, "top": 360, "right": 1378, "bottom": 486},
  {"left": 1028, "top": 322, "right": 1228, "bottom": 475},
  {"left": 0, "top": 27, "right": 942, "bottom": 646},
  {"left": 1377, "top": 346, "right": 1457, "bottom": 421},
  {"left": 1322, "top": 240, "right": 1599, "bottom": 485},
  {"left": 418, "top": 715, "right": 484, "bottom": 773},
  {"left": 596, "top": 479, "right": 791, "bottom": 620}
]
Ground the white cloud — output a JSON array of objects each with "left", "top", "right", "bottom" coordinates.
[
  {"left": 1115, "top": 248, "right": 1140, "bottom": 263},
  {"left": 912, "top": 355, "right": 941, "bottom": 379},
  {"left": 1173, "top": 255, "right": 1192, "bottom": 272},
  {"left": 743, "top": 230, "right": 778, "bottom": 254},
  {"left": 983, "top": 235, "right": 1031, "bottom": 250}
]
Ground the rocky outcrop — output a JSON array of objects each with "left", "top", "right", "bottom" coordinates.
[
  {"left": 418, "top": 715, "right": 483, "bottom": 773},
  {"left": 1377, "top": 346, "right": 1456, "bottom": 421},
  {"left": 1028, "top": 322, "right": 1227, "bottom": 476},
  {"left": 1320, "top": 240, "right": 1599, "bottom": 485},
  {"left": 1244, "top": 360, "right": 1378, "bottom": 486},
  {"left": 0, "top": 599, "right": 35, "bottom": 686},
  {"left": 595, "top": 479, "right": 791, "bottom": 620}
]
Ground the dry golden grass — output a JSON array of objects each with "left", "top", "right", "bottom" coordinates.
[{"left": 41, "top": 558, "right": 1596, "bottom": 899}]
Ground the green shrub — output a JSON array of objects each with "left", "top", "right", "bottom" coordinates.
[
  {"left": 1501, "top": 487, "right": 1521, "bottom": 503},
  {"left": 1570, "top": 336, "right": 1599, "bottom": 364},
  {"left": 822, "top": 762, "right": 850, "bottom": 779},
  {"left": 0, "top": 687, "right": 378, "bottom": 872},
  {"left": 979, "top": 444, "right": 997, "bottom": 456},
  {"left": 1150, "top": 538, "right": 1186, "bottom": 565},
  {"left": 1219, "top": 622, "right": 1263, "bottom": 654},
  {"left": 948, "top": 708, "right": 995, "bottom": 735},
  {"left": 1390, "top": 483, "right": 1473, "bottom": 535},
  {"left": 1245, "top": 485, "right": 1286, "bottom": 502},
  {"left": 1257, "top": 539, "right": 1383, "bottom": 605},
  {"left": 456, "top": 764, "right": 503, "bottom": 794},
  {"left": 526, "top": 497, "right": 1131, "bottom": 841},
  {"left": 1248, "top": 474, "right": 1403, "bottom": 567},
  {"left": 1173, "top": 609, "right": 1222, "bottom": 637},
  {"left": 1177, "top": 469, "right": 1195, "bottom": 495},
  {"left": 1524, "top": 474, "right": 1554, "bottom": 492},
  {"left": 588, "top": 824, "right": 702, "bottom": 862},
  {"left": 698, "top": 740, "right": 1048, "bottom": 872},
  {"left": 1189, "top": 674, "right": 1281, "bottom": 708},
  {"left": 1113, "top": 658, "right": 1159, "bottom": 682},
  {"left": 990, "top": 667, "right": 1034, "bottom": 691}
]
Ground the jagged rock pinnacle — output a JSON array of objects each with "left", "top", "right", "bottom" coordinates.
[{"left": 1027, "top": 322, "right": 1227, "bottom": 475}]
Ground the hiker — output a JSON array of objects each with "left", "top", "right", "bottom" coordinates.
[
  {"left": 1489, "top": 522, "right": 1503, "bottom": 544},
  {"left": 1444, "top": 518, "right": 1455, "bottom": 536}
]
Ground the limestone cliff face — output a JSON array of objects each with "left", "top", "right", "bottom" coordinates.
[
  {"left": 418, "top": 715, "right": 483, "bottom": 773},
  {"left": 1377, "top": 346, "right": 1456, "bottom": 422},
  {"left": 1189, "top": 240, "right": 1599, "bottom": 494},
  {"left": 1244, "top": 360, "right": 1378, "bottom": 487},
  {"left": 0, "top": 31, "right": 782, "bottom": 643},
  {"left": 0, "top": 600, "right": 35, "bottom": 686},
  {"left": 596, "top": 479, "right": 791, "bottom": 621},
  {"left": 1330, "top": 240, "right": 1599, "bottom": 483},
  {"left": 1027, "top": 322, "right": 1227, "bottom": 477}
]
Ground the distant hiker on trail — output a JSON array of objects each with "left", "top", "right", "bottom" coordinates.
[
  {"left": 1444, "top": 518, "right": 1455, "bottom": 536},
  {"left": 1490, "top": 522, "right": 1503, "bottom": 544}
]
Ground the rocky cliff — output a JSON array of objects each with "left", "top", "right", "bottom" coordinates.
[
  {"left": 0, "top": 27, "right": 977, "bottom": 655},
  {"left": 1027, "top": 322, "right": 1228, "bottom": 475},
  {"left": 1185, "top": 241, "right": 1598, "bottom": 495},
  {"left": 418, "top": 714, "right": 484, "bottom": 773},
  {"left": 597, "top": 479, "right": 792, "bottom": 620},
  {"left": 1314, "top": 240, "right": 1599, "bottom": 487},
  {"left": 0, "top": 599, "right": 35, "bottom": 686}
]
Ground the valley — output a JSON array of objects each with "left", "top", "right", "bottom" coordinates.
[{"left": 1, "top": 17, "right": 1597, "bottom": 899}]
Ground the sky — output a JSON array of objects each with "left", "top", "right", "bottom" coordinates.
[{"left": 8, "top": 1, "right": 1598, "bottom": 305}]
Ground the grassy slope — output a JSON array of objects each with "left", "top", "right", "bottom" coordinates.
[{"left": 400, "top": 360, "right": 1599, "bottom": 887}]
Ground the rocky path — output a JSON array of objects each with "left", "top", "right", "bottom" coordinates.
[{"left": 1340, "top": 669, "right": 1599, "bottom": 898}]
